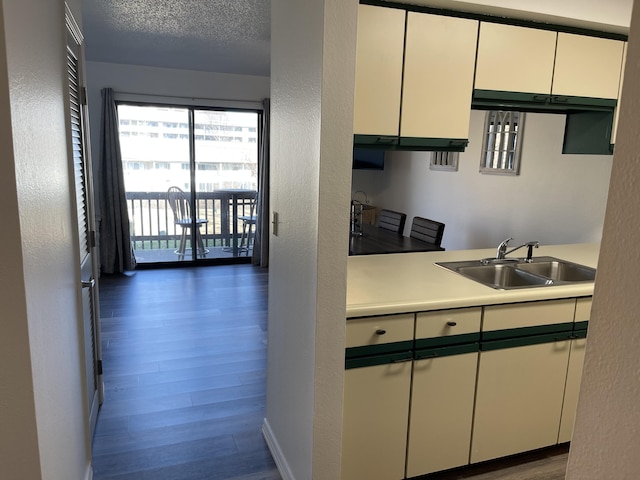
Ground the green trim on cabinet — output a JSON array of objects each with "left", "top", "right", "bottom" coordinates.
[
  {"left": 346, "top": 340, "right": 415, "bottom": 359},
  {"left": 353, "top": 135, "right": 469, "bottom": 152},
  {"left": 345, "top": 350, "right": 413, "bottom": 369},
  {"left": 481, "top": 322, "right": 574, "bottom": 342},
  {"left": 414, "top": 343, "right": 479, "bottom": 360},
  {"left": 481, "top": 332, "right": 573, "bottom": 351},
  {"left": 398, "top": 137, "right": 469, "bottom": 151},
  {"left": 572, "top": 329, "right": 588, "bottom": 340},
  {"left": 415, "top": 332, "right": 480, "bottom": 350},
  {"left": 574, "top": 321, "right": 589, "bottom": 332},
  {"left": 353, "top": 134, "right": 399, "bottom": 147},
  {"left": 472, "top": 90, "right": 617, "bottom": 113}
]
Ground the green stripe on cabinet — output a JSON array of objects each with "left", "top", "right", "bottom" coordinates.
[
  {"left": 353, "top": 134, "right": 399, "bottom": 147},
  {"left": 398, "top": 136, "right": 468, "bottom": 151},
  {"left": 572, "top": 329, "right": 588, "bottom": 340},
  {"left": 415, "top": 332, "right": 480, "bottom": 350},
  {"left": 481, "top": 322, "right": 574, "bottom": 342},
  {"left": 346, "top": 340, "right": 414, "bottom": 359},
  {"left": 414, "top": 343, "right": 479, "bottom": 360},
  {"left": 574, "top": 321, "right": 589, "bottom": 332},
  {"left": 345, "top": 350, "right": 413, "bottom": 369},
  {"left": 481, "top": 332, "right": 573, "bottom": 352}
]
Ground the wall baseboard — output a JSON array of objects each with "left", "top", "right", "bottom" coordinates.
[{"left": 262, "top": 417, "right": 295, "bottom": 480}]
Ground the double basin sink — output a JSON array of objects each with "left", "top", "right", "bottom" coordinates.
[{"left": 436, "top": 256, "right": 596, "bottom": 290}]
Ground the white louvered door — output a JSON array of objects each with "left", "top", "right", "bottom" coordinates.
[{"left": 67, "top": 11, "right": 103, "bottom": 439}]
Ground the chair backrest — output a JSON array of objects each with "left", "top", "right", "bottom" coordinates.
[
  {"left": 167, "top": 186, "right": 191, "bottom": 222},
  {"left": 409, "top": 216, "right": 445, "bottom": 247},
  {"left": 377, "top": 209, "right": 407, "bottom": 235}
]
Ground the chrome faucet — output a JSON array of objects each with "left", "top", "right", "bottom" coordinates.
[
  {"left": 497, "top": 238, "right": 540, "bottom": 262},
  {"left": 495, "top": 237, "right": 513, "bottom": 260}
]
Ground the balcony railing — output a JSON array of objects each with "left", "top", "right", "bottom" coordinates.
[{"left": 126, "top": 190, "right": 256, "bottom": 258}]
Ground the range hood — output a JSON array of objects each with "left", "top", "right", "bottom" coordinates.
[{"left": 472, "top": 89, "right": 617, "bottom": 113}]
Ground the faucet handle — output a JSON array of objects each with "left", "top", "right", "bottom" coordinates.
[
  {"left": 499, "top": 237, "right": 513, "bottom": 247},
  {"left": 496, "top": 237, "right": 513, "bottom": 259}
]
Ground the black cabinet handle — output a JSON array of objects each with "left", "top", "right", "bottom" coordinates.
[
  {"left": 375, "top": 329, "right": 386, "bottom": 335},
  {"left": 446, "top": 321, "right": 457, "bottom": 327},
  {"left": 533, "top": 94, "right": 551, "bottom": 102}
]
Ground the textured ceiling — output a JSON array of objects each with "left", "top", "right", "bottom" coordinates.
[{"left": 82, "top": 0, "right": 271, "bottom": 76}]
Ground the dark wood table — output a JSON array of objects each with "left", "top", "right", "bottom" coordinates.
[{"left": 349, "top": 224, "right": 445, "bottom": 256}]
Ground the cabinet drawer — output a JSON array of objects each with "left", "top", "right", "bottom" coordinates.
[
  {"left": 483, "top": 299, "right": 575, "bottom": 332},
  {"left": 575, "top": 297, "right": 592, "bottom": 323},
  {"left": 346, "top": 314, "right": 414, "bottom": 348},
  {"left": 416, "top": 307, "right": 481, "bottom": 339}
]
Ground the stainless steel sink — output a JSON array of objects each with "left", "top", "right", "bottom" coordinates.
[{"left": 436, "top": 256, "right": 596, "bottom": 290}]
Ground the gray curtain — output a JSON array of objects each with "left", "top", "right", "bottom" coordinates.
[
  {"left": 98, "top": 88, "right": 136, "bottom": 274},
  {"left": 252, "top": 98, "right": 270, "bottom": 267}
]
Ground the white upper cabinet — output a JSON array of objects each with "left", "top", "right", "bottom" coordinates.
[
  {"left": 353, "top": 4, "right": 405, "bottom": 137},
  {"left": 475, "top": 23, "right": 557, "bottom": 94},
  {"left": 552, "top": 32, "right": 625, "bottom": 99},
  {"left": 612, "top": 41, "right": 627, "bottom": 144},
  {"left": 401, "top": 12, "right": 478, "bottom": 140}
]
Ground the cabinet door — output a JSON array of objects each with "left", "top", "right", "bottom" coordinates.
[
  {"left": 353, "top": 4, "right": 405, "bottom": 137},
  {"left": 558, "top": 337, "right": 587, "bottom": 443},
  {"left": 552, "top": 33, "right": 625, "bottom": 99},
  {"left": 401, "top": 13, "right": 478, "bottom": 140},
  {"left": 475, "top": 22, "right": 556, "bottom": 94},
  {"left": 612, "top": 42, "right": 628, "bottom": 145},
  {"left": 470, "top": 340, "right": 571, "bottom": 463},
  {"left": 341, "top": 361, "right": 412, "bottom": 480},
  {"left": 407, "top": 352, "right": 478, "bottom": 477}
]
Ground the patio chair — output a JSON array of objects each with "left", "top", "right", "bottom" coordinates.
[
  {"left": 238, "top": 194, "right": 258, "bottom": 256},
  {"left": 167, "top": 186, "right": 209, "bottom": 258}
]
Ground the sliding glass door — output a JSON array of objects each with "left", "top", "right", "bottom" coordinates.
[{"left": 117, "top": 103, "right": 260, "bottom": 264}]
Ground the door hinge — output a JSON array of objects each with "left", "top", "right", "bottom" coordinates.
[
  {"left": 97, "top": 360, "right": 103, "bottom": 375},
  {"left": 80, "top": 86, "right": 87, "bottom": 106},
  {"left": 89, "top": 230, "right": 96, "bottom": 248}
]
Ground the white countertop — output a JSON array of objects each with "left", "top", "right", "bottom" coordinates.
[{"left": 346, "top": 243, "right": 600, "bottom": 318}]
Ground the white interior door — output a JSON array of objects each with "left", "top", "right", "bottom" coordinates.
[{"left": 67, "top": 16, "right": 103, "bottom": 439}]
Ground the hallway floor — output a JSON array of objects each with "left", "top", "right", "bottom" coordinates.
[{"left": 92, "top": 264, "right": 280, "bottom": 480}]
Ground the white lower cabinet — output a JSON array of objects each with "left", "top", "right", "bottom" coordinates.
[
  {"left": 406, "top": 351, "right": 478, "bottom": 477},
  {"left": 470, "top": 339, "right": 571, "bottom": 463},
  {"left": 558, "top": 336, "right": 587, "bottom": 443},
  {"left": 341, "top": 360, "right": 412, "bottom": 480}
]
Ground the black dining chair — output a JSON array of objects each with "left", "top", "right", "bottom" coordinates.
[
  {"left": 409, "top": 216, "right": 445, "bottom": 248},
  {"left": 377, "top": 209, "right": 407, "bottom": 235}
]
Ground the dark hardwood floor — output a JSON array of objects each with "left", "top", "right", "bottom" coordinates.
[
  {"left": 93, "top": 264, "right": 281, "bottom": 480},
  {"left": 93, "top": 263, "right": 569, "bottom": 480}
]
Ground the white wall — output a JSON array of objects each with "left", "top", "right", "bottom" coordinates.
[
  {"left": 566, "top": 1, "right": 640, "bottom": 477},
  {"left": 265, "top": 0, "right": 357, "bottom": 479},
  {"left": 0, "top": 1, "right": 90, "bottom": 479},
  {"left": 352, "top": 111, "right": 613, "bottom": 251}
]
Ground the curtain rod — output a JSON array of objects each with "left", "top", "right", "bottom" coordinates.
[{"left": 112, "top": 91, "right": 265, "bottom": 111}]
